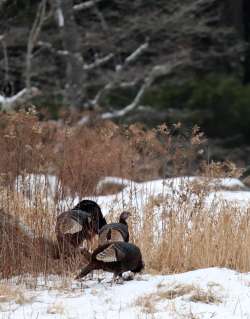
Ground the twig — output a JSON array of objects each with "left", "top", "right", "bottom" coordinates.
[
  {"left": 56, "top": 0, "right": 64, "bottom": 27},
  {"left": 26, "top": 0, "right": 47, "bottom": 89},
  {"left": 0, "top": 34, "right": 9, "bottom": 82},
  {"left": 37, "top": 41, "right": 69, "bottom": 56},
  {"left": 125, "top": 42, "right": 149, "bottom": 65},
  {"left": 83, "top": 53, "right": 114, "bottom": 70},
  {"left": 92, "top": 40, "right": 149, "bottom": 107},
  {"left": 93, "top": 5, "right": 109, "bottom": 32},
  {"left": 73, "top": 0, "right": 104, "bottom": 11},
  {"left": 37, "top": 41, "right": 114, "bottom": 70},
  {"left": 78, "top": 51, "right": 191, "bottom": 124}
]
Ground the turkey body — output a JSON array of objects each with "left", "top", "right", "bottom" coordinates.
[
  {"left": 75, "top": 241, "right": 144, "bottom": 279},
  {"left": 55, "top": 200, "right": 106, "bottom": 256},
  {"left": 98, "top": 211, "right": 130, "bottom": 245}
]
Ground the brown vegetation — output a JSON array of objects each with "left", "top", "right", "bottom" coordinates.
[{"left": 0, "top": 112, "right": 249, "bottom": 280}]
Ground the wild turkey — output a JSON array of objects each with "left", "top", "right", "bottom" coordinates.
[
  {"left": 98, "top": 211, "right": 131, "bottom": 245},
  {"left": 75, "top": 241, "right": 144, "bottom": 281},
  {"left": 55, "top": 200, "right": 106, "bottom": 258}
]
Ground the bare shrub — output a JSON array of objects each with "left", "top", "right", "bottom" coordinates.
[
  {"left": 189, "top": 288, "right": 221, "bottom": 304},
  {"left": 0, "top": 112, "right": 249, "bottom": 280},
  {"left": 134, "top": 282, "right": 221, "bottom": 317},
  {"left": 131, "top": 186, "right": 250, "bottom": 274},
  {"left": 0, "top": 283, "right": 34, "bottom": 304}
]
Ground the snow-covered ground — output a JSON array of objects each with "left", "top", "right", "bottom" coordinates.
[
  {"left": 14, "top": 174, "right": 250, "bottom": 216},
  {"left": 5, "top": 175, "right": 250, "bottom": 318},
  {"left": 60, "top": 176, "right": 250, "bottom": 217},
  {"left": 1, "top": 268, "right": 250, "bottom": 319}
]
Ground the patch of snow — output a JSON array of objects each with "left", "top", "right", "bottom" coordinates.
[
  {"left": 1, "top": 268, "right": 250, "bottom": 318},
  {"left": 14, "top": 174, "right": 61, "bottom": 208},
  {"left": 72, "top": 177, "right": 250, "bottom": 217},
  {"left": 12, "top": 174, "right": 250, "bottom": 218}
]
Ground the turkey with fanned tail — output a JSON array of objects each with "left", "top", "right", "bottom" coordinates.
[
  {"left": 55, "top": 200, "right": 106, "bottom": 258},
  {"left": 98, "top": 211, "right": 131, "bottom": 245},
  {"left": 75, "top": 241, "right": 144, "bottom": 282}
]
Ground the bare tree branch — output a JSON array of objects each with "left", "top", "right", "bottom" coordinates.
[
  {"left": 0, "top": 0, "right": 8, "bottom": 10},
  {"left": 83, "top": 53, "right": 114, "bottom": 70},
  {"left": 37, "top": 41, "right": 114, "bottom": 70},
  {"left": 91, "top": 41, "right": 149, "bottom": 108},
  {"left": 49, "top": 0, "right": 64, "bottom": 27},
  {"left": 0, "top": 35, "right": 9, "bottom": 83},
  {"left": 0, "top": 1, "right": 45, "bottom": 111},
  {"left": 92, "top": 5, "right": 109, "bottom": 32},
  {"left": 119, "top": 80, "right": 138, "bottom": 88},
  {"left": 124, "top": 42, "right": 149, "bottom": 65},
  {"left": 56, "top": 0, "right": 64, "bottom": 27},
  {"left": 73, "top": 0, "right": 104, "bottom": 11},
  {"left": 37, "top": 40, "right": 70, "bottom": 56},
  {"left": 74, "top": 0, "right": 109, "bottom": 31},
  {"left": 78, "top": 51, "right": 191, "bottom": 125},
  {"left": 0, "top": 87, "right": 41, "bottom": 111},
  {"left": 26, "top": 0, "right": 47, "bottom": 89}
]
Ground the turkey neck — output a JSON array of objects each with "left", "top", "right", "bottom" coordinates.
[
  {"left": 76, "top": 263, "right": 95, "bottom": 279},
  {"left": 119, "top": 216, "right": 128, "bottom": 226}
]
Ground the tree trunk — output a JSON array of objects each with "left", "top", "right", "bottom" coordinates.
[
  {"left": 223, "top": 0, "right": 250, "bottom": 84},
  {"left": 243, "top": 0, "right": 250, "bottom": 83},
  {"left": 223, "top": 0, "right": 244, "bottom": 35},
  {"left": 59, "top": 0, "right": 86, "bottom": 110}
]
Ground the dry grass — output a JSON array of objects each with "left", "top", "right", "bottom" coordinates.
[
  {"left": 157, "top": 284, "right": 195, "bottom": 300},
  {"left": 0, "top": 283, "right": 34, "bottom": 304},
  {"left": 135, "top": 282, "right": 221, "bottom": 316},
  {"left": 47, "top": 302, "right": 65, "bottom": 315},
  {"left": 0, "top": 112, "right": 249, "bottom": 280},
  {"left": 134, "top": 295, "right": 157, "bottom": 314},
  {"left": 189, "top": 288, "right": 221, "bottom": 304},
  {"left": 133, "top": 196, "right": 250, "bottom": 274}
]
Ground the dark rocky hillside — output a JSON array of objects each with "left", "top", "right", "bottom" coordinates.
[{"left": 1, "top": 0, "right": 250, "bottom": 163}]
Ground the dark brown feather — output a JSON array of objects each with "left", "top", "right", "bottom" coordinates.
[{"left": 75, "top": 241, "right": 144, "bottom": 280}]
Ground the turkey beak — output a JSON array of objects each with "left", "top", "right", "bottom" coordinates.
[{"left": 125, "top": 211, "right": 131, "bottom": 219}]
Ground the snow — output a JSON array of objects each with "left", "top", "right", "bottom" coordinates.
[
  {"left": 69, "top": 176, "right": 249, "bottom": 217},
  {"left": 13, "top": 174, "right": 250, "bottom": 227},
  {"left": 1, "top": 268, "right": 250, "bottom": 318},
  {"left": 15, "top": 174, "right": 60, "bottom": 200},
  {"left": 5, "top": 175, "right": 250, "bottom": 318},
  {"left": 15, "top": 174, "right": 248, "bottom": 215}
]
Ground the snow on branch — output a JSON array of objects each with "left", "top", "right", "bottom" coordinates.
[
  {"left": 73, "top": 0, "right": 104, "bottom": 11},
  {"left": 0, "top": 88, "right": 41, "bottom": 112}
]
